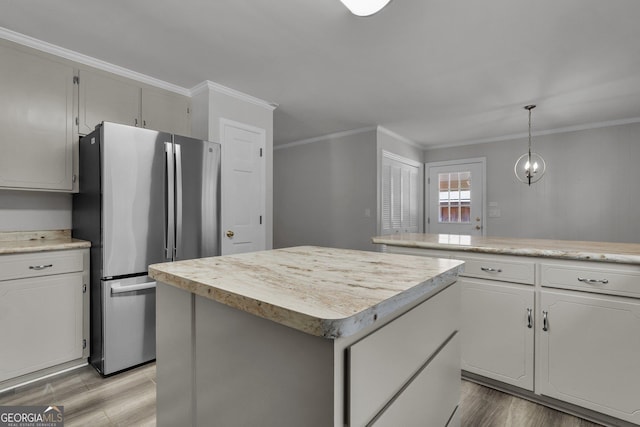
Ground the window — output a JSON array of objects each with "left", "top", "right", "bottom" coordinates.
[
  {"left": 438, "top": 171, "right": 471, "bottom": 224},
  {"left": 381, "top": 152, "right": 422, "bottom": 234}
]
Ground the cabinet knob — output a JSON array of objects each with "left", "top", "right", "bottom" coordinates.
[{"left": 226, "top": 230, "right": 235, "bottom": 238}]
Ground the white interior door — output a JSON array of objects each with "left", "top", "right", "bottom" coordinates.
[
  {"left": 426, "top": 158, "right": 485, "bottom": 235},
  {"left": 220, "top": 119, "right": 266, "bottom": 255}
]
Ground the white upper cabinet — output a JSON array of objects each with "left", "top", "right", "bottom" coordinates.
[
  {"left": 141, "top": 87, "right": 191, "bottom": 136},
  {"left": 0, "top": 42, "right": 75, "bottom": 191},
  {"left": 78, "top": 69, "right": 141, "bottom": 134},
  {"left": 78, "top": 68, "right": 191, "bottom": 137}
]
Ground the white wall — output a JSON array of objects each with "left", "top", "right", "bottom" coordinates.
[
  {"left": 274, "top": 129, "right": 378, "bottom": 251},
  {"left": 0, "top": 190, "right": 71, "bottom": 232},
  {"left": 424, "top": 122, "right": 640, "bottom": 243}
]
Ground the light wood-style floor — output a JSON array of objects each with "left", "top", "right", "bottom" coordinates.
[{"left": 0, "top": 363, "right": 603, "bottom": 426}]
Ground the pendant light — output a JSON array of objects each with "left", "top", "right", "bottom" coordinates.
[
  {"left": 340, "top": 0, "right": 392, "bottom": 16},
  {"left": 514, "top": 105, "right": 546, "bottom": 185}
]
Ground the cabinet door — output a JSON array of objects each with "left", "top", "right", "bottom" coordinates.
[
  {"left": 0, "top": 43, "right": 74, "bottom": 191},
  {"left": 539, "top": 289, "right": 640, "bottom": 425},
  {"left": 78, "top": 69, "right": 141, "bottom": 135},
  {"left": 461, "top": 277, "right": 534, "bottom": 390},
  {"left": 0, "top": 273, "right": 84, "bottom": 382},
  {"left": 141, "top": 87, "right": 191, "bottom": 136}
]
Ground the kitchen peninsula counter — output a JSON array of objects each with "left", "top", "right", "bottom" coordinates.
[
  {"left": 372, "top": 233, "right": 640, "bottom": 265},
  {"left": 150, "top": 246, "right": 464, "bottom": 427},
  {"left": 373, "top": 234, "right": 640, "bottom": 426}
]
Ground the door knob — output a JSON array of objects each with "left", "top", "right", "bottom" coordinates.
[{"left": 226, "top": 230, "right": 235, "bottom": 238}]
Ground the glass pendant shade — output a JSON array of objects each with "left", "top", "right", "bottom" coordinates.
[
  {"left": 339, "top": 0, "right": 392, "bottom": 16},
  {"left": 515, "top": 104, "right": 546, "bottom": 186},
  {"left": 514, "top": 152, "right": 546, "bottom": 185}
]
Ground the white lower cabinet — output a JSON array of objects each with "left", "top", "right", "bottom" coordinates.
[
  {"left": 372, "top": 334, "right": 460, "bottom": 427},
  {"left": 461, "top": 277, "right": 534, "bottom": 390},
  {"left": 0, "top": 249, "right": 89, "bottom": 386},
  {"left": 349, "top": 283, "right": 459, "bottom": 426},
  {"left": 384, "top": 244, "right": 640, "bottom": 425},
  {"left": 539, "top": 289, "right": 640, "bottom": 425},
  {"left": 0, "top": 273, "right": 84, "bottom": 382}
]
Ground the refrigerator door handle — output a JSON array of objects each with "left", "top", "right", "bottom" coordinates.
[
  {"left": 165, "top": 142, "right": 175, "bottom": 260},
  {"left": 175, "top": 143, "right": 183, "bottom": 260}
]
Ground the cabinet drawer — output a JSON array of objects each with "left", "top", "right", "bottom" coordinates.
[
  {"left": 349, "top": 282, "right": 459, "bottom": 427},
  {"left": 460, "top": 256, "right": 535, "bottom": 285},
  {"left": 372, "top": 334, "right": 460, "bottom": 427},
  {"left": 540, "top": 262, "right": 640, "bottom": 298},
  {"left": 0, "top": 250, "right": 84, "bottom": 281}
]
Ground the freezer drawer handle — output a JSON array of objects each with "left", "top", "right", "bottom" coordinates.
[
  {"left": 29, "top": 264, "right": 53, "bottom": 270},
  {"left": 110, "top": 281, "right": 157, "bottom": 295}
]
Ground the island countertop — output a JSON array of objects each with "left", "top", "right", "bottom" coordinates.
[
  {"left": 372, "top": 233, "right": 640, "bottom": 265},
  {"left": 148, "top": 245, "right": 463, "bottom": 339}
]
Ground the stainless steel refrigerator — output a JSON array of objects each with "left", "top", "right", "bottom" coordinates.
[{"left": 73, "top": 122, "right": 221, "bottom": 375}]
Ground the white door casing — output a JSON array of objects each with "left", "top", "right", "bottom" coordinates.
[
  {"left": 425, "top": 158, "right": 486, "bottom": 235},
  {"left": 220, "top": 118, "right": 266, "bottom": 255}
]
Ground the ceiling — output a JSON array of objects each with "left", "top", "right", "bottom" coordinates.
[{"left": 2, "top": 0, "right": 640, "bottom": 147}]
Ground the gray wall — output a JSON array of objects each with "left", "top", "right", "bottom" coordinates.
[
  {"left": 425, "top": 122, "right": 640, "bottom": 243},
  {"left": 274, "top": 130, "right": 378, "bottom": 251},
  {"left": 0, "top": 190, "right": 71, "bottom": 232}
]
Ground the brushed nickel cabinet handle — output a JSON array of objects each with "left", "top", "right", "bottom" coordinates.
[
  {"left": 29, "top": 264, "right": 53, "bottom": 270},
  {"left": 577, "top": 277, "right": 609, "bottom": 285},
  {"left": 481, "top": 267, "right": 502, "bottom": 273},
  {"left": 542, "top": 310, "right": 549, "bottom": 332},
  {"left": 527, "top": 308, "right": 533, "bottom": 328}
]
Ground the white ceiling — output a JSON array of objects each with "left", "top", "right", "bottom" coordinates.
[{"left": 2, "top": 0, "right": 640, "bottom": 147}]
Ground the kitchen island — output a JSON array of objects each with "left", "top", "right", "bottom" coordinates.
[
  {"left": 372, "top": 233, "right": 640, "bottom": 426},
  {"left": 149, "top": 246, "right": 464, "bottom": 427}
]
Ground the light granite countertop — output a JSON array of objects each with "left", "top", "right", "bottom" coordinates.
[
  {"left": 372, "top": 233, "right": 640, "bottom": 265},
  {"left": 149, "top": 246, "right": 463, "bottom": 339},
  {"left": 0, "top": 230, "right": 91, "bottom": 255}
]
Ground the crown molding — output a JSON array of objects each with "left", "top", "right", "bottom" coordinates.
[
  {"left": 190, "top": 80, "right": 278, "bottom": 111},
  {"left": 376, "top": 126, "right": 423, "bottom": 149},
  {"left": 274, "top": 126, "right": 377, "bottom": 151},
  {"left": 0, "top": 26, "right": 190, "bottom": 96},
  {"left": 425, "top": 117, "right": 640, "bottom": 150}
]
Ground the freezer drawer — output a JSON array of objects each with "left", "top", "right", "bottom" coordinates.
[{"left": 99, "top": 276, "right": 156, "bottom": 375}]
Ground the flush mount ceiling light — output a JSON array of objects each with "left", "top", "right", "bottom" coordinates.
[
  {"left": 340, "top": 0, "right": 392, "bottom": 16},
  {"left": 514, "top": 105, "right": 546, "bottom": 186}
]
